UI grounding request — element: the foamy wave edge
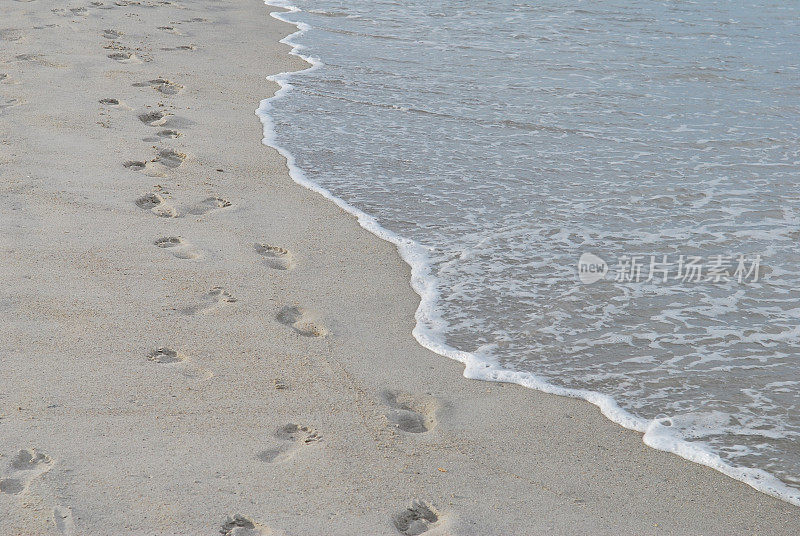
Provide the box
[257,0,800,507]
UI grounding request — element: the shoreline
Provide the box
[260,1,800,508]
[0,0,798,534]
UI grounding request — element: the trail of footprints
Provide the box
[88,10,451,534]
[216,506,445,536]
[136,190,230,218]
[123,148,186,177]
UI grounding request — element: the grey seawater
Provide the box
[264,1,800,500]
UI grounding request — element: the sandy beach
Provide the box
[1,0,799,534]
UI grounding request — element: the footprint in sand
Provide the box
[220,514,275,536]
[257,424,322,463]
[108,51,142,64]
[141,129,182,143]
[0,449,53,497]
[147,347,183,364]
[147,347,212,380]
[138,110,194,130]
[181,287,237,315]
[154,236,201,260]
[123,160,147,172]
[125,149,185,177]
[392,501,445,536]
[156,129,181,138]
[133,78,183,95]
[382,391,439,434]
[156,148,186,169]
[275,306,328,337]
[157,25,184,35]
[254,243,295,271]
[138,110,173,127]
[136,192,177,218]
[187,196,231,216]
[124,159,170,177]
[272,378,289,390]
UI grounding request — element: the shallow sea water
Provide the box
[262,0,800,502]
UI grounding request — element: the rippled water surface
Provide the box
[265,1,800,499]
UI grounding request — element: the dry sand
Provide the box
[1,0,799,534]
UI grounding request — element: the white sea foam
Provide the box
[258,0,800,506]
